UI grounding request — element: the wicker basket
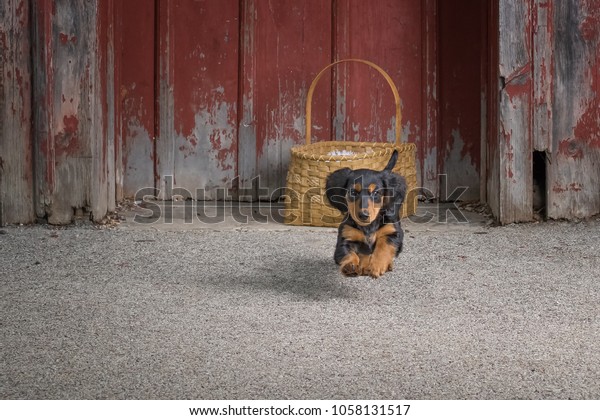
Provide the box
[283,59,417,227]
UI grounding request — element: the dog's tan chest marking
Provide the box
[341,225,367,243]
[342,223,396,247]
[371,224,396,243]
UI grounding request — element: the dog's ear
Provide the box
[382,172,407,221]
[325,168,353,213]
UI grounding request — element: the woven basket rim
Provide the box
[290,140,415,162]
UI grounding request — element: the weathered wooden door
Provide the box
[116,0,431,202]
[117,0,495,204]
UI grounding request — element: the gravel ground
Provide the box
[1,218,599,399]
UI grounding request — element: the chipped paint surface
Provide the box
[30,0,112,224]
[548,0,600,219]
[421,0,440,196]
[333,1,422,148]
[0,0,34,224]
[236,0,257,200]
[250,0,333,197]
[123,117,154,195]
[118,0,155,197]
[443,130,480,200]
[491,0,600,223]
[30,0,114,224]
[573,0,600,150]
[173,103,237,198]
[496,0,535,223]
[155,0,240,200]
[439,0,484,201]
[131,1,438,203]
[533,0,554,152]
[3,0,599,226]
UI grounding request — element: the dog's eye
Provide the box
[372,190,380,197]
[349,189,359,197]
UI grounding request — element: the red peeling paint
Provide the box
[504,71,533,100]
[507,166,514,179]
[569,183,583,192]
[171,2,239,142]
[178,135,199,159]
[209,131,235,171]
[552,182,584,193]
[438,0,484,181]
[574,2,600,150]
[54,115,80,156]
[59,32,78,45]
[580,12,599,42]
[35,0,56,189]
[335,0,423,148]
[15,0,26,26]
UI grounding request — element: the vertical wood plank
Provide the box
[32,0,110,224]
[421,0,439,197]
[91,0,111,221]
[157,0,239,200]
[31,0,54,220]
[0,0,34,225]
[156,0,174,199]
[27,0,114,223]
[104,0,116,212]
[439,0,485,202]
[486,0,501,218]
[333,0,422,148]
[532,0,554,152]
[112,0,124,202]
[547,0,600,219]
[118,0,156,198]
[237,0,258,200]
[252,0,333,198]
[55,1,96,223]
[479,0,489,204]
[497,0,534,223]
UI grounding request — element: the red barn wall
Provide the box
[1,0,598,225]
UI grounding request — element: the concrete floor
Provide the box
[1,203,599,399]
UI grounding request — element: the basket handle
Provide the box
[305,59,402,146]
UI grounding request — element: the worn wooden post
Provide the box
[31,0,111,224]
[0,0,35,225]
[497,0,535,224]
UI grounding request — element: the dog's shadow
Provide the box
[224,255,362,302]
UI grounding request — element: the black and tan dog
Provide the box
[325,150,406,278]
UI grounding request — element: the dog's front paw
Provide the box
[339,253,361,277]
[366,258,393,279]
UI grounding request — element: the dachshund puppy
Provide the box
[325,150,407,278]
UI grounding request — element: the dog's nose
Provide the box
[358,210,370,221]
